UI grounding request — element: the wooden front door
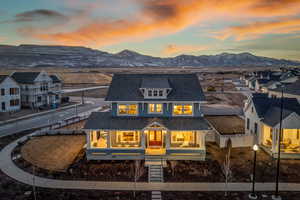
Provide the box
[148,130,162,148]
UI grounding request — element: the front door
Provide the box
[148,130,162,148]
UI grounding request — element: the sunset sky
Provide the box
[1,0,300,60]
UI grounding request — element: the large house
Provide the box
[11,71,62,108]
[84,74,211,161]
[0,75,21,112]
[244,93,300,158]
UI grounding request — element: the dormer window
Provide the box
[159,90,163,96]
[140,78,172,99]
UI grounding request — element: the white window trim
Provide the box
[148,103,163,114]
[172,103,193,116]
[117,103,139,116]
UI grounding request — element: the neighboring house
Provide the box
[0,75,21,112]
[268,80,300,102]
[11,71,62,108]
[255,79,270,92]
[244,93,300,158]
[84,74,211,161]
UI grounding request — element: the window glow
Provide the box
[118,104,138,115]
[170,131,199,148]
[111,131,141,148]
[90,131,108,148]
[149,103,163,113]
[173,104,193,115]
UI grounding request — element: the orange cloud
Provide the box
[16,0,300,47]
[163,44,208,55]
[214,18,300,40]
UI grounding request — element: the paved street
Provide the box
[1,136,299,192]
[0,97,107,137]
[62,86,109,94]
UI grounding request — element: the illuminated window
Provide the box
[149,103,163,113]
[90,131,108,148]
[118,104,138,115]
[173,104,193,115]
[170,131,199,148]
[116,131,140,144]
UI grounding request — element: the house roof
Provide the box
[205,115,244,135]
[257,79,270,85]
[105,73,205,101]
[262,107,295,127]
[0,75,8,84]
[269,80,300,96]
[11,72,40,84]
[84,112,210,130]
[140,78,170,88]
[50,75,61,83]
[251,95,300,127]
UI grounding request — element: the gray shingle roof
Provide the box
[105,74,205,101]
[11,72,40,84]
[251,95,300,126]
[141,78,170,88]
[0,75,8,84]
[262,107,294,127]
[50,75,61,83]
[270,80,300,96]
[257,79,270,85]
[84,112,210,130]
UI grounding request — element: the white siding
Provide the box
[0,77,21,112]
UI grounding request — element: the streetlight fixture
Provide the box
[272,83,284,200]
[249,144,259,199]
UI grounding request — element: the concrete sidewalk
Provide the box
[1,134,300,192]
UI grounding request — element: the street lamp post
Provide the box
[272,84,284,200]
[249,144,259,199]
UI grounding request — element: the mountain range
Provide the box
[0,44,299,68]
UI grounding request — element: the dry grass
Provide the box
[205,115,244,135]
[56,72,112,85]
[21,135,86,172]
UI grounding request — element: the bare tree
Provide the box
[133,160,144,199]
[169,161,177,176]
[222,140,232,197]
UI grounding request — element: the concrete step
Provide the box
[151,191,162,200]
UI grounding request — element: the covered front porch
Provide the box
[86,122,207,160]
[260,123,300,158]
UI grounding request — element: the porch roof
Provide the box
[84,112,210,130]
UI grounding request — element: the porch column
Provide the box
[198,131,205,150]
[86,130,91,148]
[166,131,170,149]
[141,131,146,148]
[271,128,277,153]
[107,131,111,148]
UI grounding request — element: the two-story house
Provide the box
[11,71,62,108]
[0,75,21,112]
[84,74,211,161]
[244,93,300,158]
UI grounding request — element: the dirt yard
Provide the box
[205,93,247,107]
[207,142,300,183]
[21,135,86,171]
[67,88,108,98]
